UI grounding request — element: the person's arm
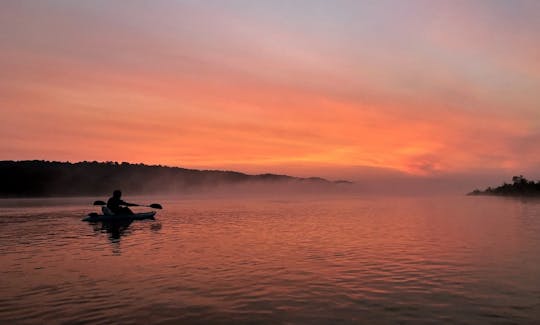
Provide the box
[120,200,139,207]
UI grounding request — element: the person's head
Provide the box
[113,190,122,198]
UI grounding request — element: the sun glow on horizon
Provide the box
[1,1,540,179]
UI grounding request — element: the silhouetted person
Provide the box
[107,190,136,215]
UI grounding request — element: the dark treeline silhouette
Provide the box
[0,160,345,197]
[468,175,540,196]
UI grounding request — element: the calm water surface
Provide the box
[1,195,540,324]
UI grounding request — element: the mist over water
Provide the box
[1,194,540,324]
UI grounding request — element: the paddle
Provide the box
[93,200,163,209]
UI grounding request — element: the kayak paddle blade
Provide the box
[93,200,107,206]
[149,203,163,209]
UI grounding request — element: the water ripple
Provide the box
[1,196,540,323]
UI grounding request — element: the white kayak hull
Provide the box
[82,211,156,222]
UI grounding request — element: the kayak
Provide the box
[82,211,156,222]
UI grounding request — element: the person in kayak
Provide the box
[107,190,136,215]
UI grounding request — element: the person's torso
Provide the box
[107,197,123,208]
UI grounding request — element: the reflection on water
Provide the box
[89,220,135,255]
[92,220,134,241]
[87,219,163,255]
[1,196,540,324]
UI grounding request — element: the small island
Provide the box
[468,175,540,196]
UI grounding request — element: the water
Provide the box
[1,195,540,324]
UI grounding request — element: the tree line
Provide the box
[468,175,540,196]
[0,160,330,197]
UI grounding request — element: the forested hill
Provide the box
[0,160,347,197]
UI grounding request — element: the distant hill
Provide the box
[467,175,540,197]
[0,160,350,197]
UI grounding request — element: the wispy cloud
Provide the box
[1,0,539,180]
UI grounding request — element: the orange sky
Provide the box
[1,1,540,180]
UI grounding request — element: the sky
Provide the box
[1,0,540,186]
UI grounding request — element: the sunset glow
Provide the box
[1,1,539,179]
